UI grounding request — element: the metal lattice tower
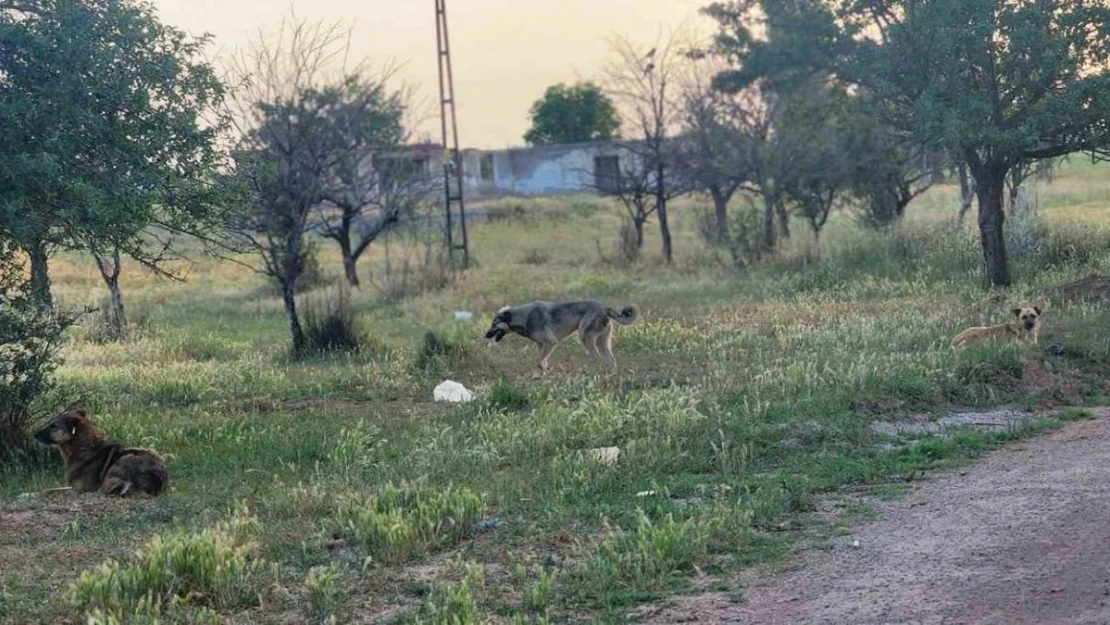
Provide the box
[434,0,469,268]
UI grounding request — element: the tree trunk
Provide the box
[761,191,776,251]
[656,164,673,263]
[973,164,1011,288]
[957,162,975,226]
[339,234,360,288]
[281,280,308,354]
[775,200,790,239]
[711,188,729,242]
[633,217,645,248]
[93,246,126,341]
[26,239,52,310]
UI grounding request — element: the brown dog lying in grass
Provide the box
[951,306,1043,348]
[34,409,168,496]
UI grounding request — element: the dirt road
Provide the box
[648,410,1110,625]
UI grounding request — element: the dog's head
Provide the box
[485,306,512,342]
[1012,306,1042,332]
[34,409,93,446]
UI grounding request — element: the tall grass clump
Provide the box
[73,506,276,622]
[302,287,364,354]
[329,484,485,565]
[305,562,347,623]
[575,512,711,606]
[409,562,486,625]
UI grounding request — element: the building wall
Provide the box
[463,141,630,198]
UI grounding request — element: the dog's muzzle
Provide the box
[33,425,55,445]
[485,326,507,342]
[1025,320,1037,330]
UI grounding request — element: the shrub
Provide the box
[302,287,365,354]
[73,506,276,622]
[487,379,529,411]
[0,246,71,464]
[329,484,485,565]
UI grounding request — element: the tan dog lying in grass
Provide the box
[34,409,168,497]
[951,306,1043,348]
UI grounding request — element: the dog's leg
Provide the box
[598,325,617,368]
[533,333,559,378]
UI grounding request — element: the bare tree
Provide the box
[225,16,352,353]
[311,71,436,287]
[602,34,688,263]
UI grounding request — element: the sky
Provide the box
[151,0,713,149]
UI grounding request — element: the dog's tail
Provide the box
[606,305,639,325]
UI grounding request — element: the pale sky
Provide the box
[152,1,711,149]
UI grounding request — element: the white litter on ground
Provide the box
[433,380,474,403]
[453,311,473,321]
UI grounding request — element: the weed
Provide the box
[73,505,277,622]
[305,562,347,623]
[409,562,486,625]
[329,484,485,565]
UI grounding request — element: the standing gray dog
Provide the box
[485,300,638,375]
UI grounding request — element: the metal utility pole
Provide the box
[434,0,469,268]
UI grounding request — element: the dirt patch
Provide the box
[870,408,1035,437]
[648,412,1110,625]
[1058,274,1110,302]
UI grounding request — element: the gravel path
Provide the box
[647,409,1110,625]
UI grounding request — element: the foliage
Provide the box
[0,245,70,462]
[524,82,621,145]
[0,0,229,311]
[705,0,1110,286]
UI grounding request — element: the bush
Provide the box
[329,484,485,565]
[488,379,530,411]
[73,505,276,622]
[302,287,365,354]
[0,247,71,464]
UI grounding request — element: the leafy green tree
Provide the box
[524,82,620,145]
[0,0,228,331]
[706,0,1110,286]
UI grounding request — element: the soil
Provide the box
[646,408,1110,625]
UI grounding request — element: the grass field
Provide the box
[3,158,1110,624]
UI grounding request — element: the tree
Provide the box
[675,55,753,241]
[226,16,362,354]
[602,35,688,263]
[0,0,229,337]
[706,0,1110,287]
[524,82,621,145]
[311,73,436,287]
[843,99,935,229]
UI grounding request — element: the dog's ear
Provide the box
[1033,306,1042,316]
[1012,308,1022,317]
